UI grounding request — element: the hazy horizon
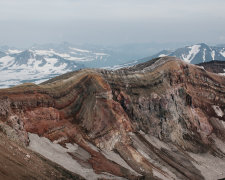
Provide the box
[0,0,225,48]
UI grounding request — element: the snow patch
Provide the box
[55,53,71,58]
[102,150,138,174]
[34,79,49,85]
[211,50,215,60]
[67,57,86,61]
[34,49,56,56]
[219,72,225,76]
[94,53,108,56]
[28,133,123,180]
[212,105,224,117]
[203,49,206,62]
[182,45,201,63]
[198,66,205,70]
[220,50,225,57]
[8,49,23,54]
[0,56,15,66]
[69,47,90,53]
[159,54,167,57]
[0,55,73,88]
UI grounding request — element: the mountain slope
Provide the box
[0,131,84,180]
[0,57,225,179]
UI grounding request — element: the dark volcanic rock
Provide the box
[197,60,225,74]
[0,56,225,180]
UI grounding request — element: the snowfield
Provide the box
[28,133,127,180]
[182,45,201,63]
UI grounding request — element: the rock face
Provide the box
[0,56,225,180]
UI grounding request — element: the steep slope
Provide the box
[0,131,84,180]
[0,57,225,180]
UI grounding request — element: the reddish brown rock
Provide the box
[0,57,225,180]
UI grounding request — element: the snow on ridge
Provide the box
[69,47,90,53]
[8,49,23,54]
[219,69,225,76]
[220,50,225,57]
[55,52,71,58]
[159,54,167,57]
[203,49,206,62]
[94,53,108,56]
[182,45,201,63]
[68,57,90,62]
[211,50,215,60]
[33,49,56,56]
[0,56,15,66]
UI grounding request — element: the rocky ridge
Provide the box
[0,56,225,179]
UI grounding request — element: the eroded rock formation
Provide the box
[0,57,225,180]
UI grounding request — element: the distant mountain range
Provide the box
[0,43,121,88]
[0,48,85,88]
[1,42,163,87]
[138,43,225,64]
[0,42,224,88]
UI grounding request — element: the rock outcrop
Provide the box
[0,56,225,180]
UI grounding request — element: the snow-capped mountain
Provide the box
[144,43,225,64]
[29,43,111,64]
[0,49,85,88]
[1,42,224,88]
[107,43,225,70]
[0,42,133,88]
[0,42,153,88]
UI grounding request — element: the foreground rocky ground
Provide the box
[0,57,225,180]
[0,132,84,180]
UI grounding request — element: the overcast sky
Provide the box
[0,0,225,47]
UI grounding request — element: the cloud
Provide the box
[0,0,225,21]
[0,0,224,46]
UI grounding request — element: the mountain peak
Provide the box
[142,43,225,65]
[197,42,208,47]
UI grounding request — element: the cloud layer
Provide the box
[0,0,224,47]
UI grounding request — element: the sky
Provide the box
[0,0,225,48]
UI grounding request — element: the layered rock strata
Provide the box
[0,57,225,180]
